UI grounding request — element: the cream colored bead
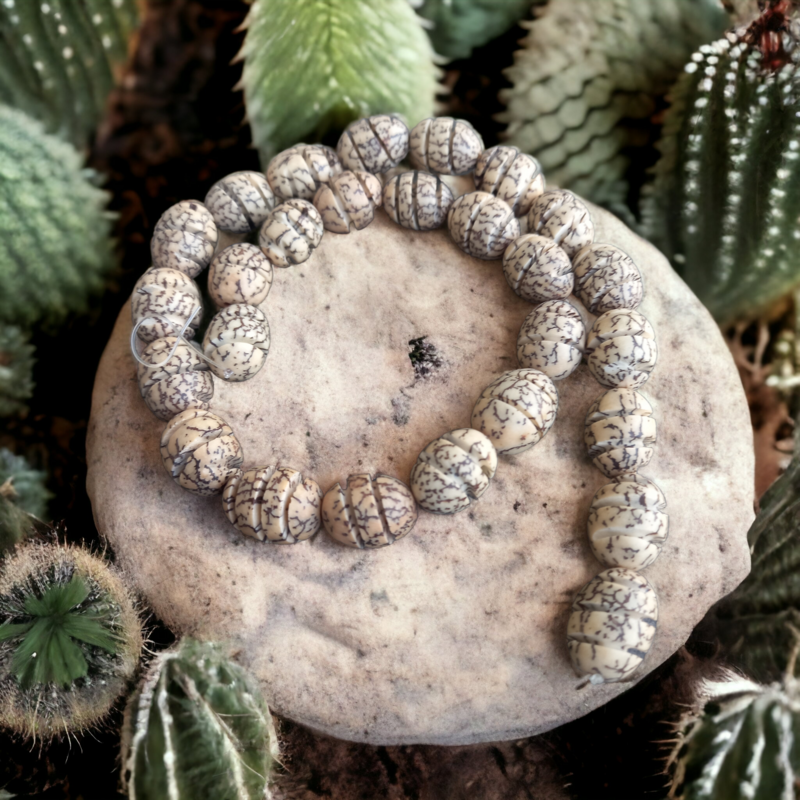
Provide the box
[382,171,454,231]
[150,200,219,277]
[528,189,593,259]
[573,243,643,314]
[266,144,342,201]
[313,170,382,233]
[204,171,276,233]
[410,429,498,515]
[503,234,573,302]
[137,337,213,421]
[160,409,243,496]
[448,192,520,260]
[202,304,270,382]
[588,476,669,569]
[131,267,202,344]
[223,465,322,543]
[208,243,273,308]
[408,117,484,175]
[585,309,657,389]
[584,389,656,477]
[517,299,585,380]
[336,114,409,174]
[567,567,658,683]
[258,199,324,267]
[321,474,417,549]
[471,368,558,455]
[474,146,545,217]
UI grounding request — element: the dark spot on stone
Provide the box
[391,395,410,426]
[408,335,443,380]
[542,502,548,508]
[513,501,521,512]
[244,412,252,421]
[306,431,310,436]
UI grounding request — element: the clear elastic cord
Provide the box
[130,305,206,369]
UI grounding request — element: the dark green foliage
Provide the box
[0,495,35,557]
[0,449,50,519]
[0,325,33,416]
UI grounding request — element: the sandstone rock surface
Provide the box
[87,204,754,746]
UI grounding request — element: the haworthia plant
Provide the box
[239,0,439,163]
[0,324,33,417]
[0,105,115,327]
[0,449,50,519]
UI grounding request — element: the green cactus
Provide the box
[0,0,139,147]
[0,105,116,327]
[0,449,50,520]
[239,0,439,163]
[0,494,36,557]
[0,324,33,417]
[0,542,142,739]
[121,639,276,800]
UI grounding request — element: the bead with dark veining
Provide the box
[474,146,544,217]
[528,189,593,259]
[573,243,644,314]
[131,267,203,344]
[408,117,484,175]
[382,171,454,231]
[266,144,343,201]
[259,199,324,267]
[204,171,276,233]
[517,299,585,380]
[208,243,273,308]
[203,304,270,382]
[313,170,383,233]
[151,201,219,278]
[448,191,520,260]
[337,115,409,174]
[585,309,658,389]
[503,234,573,302]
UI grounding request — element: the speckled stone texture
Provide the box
[87,204,753,746]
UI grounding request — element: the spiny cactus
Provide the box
[0,324,33,417]
[0,105,116,327]
[0,449,50,520]
[238,0,439,162]
[0,494,36,557]
[121,639,276,800]
[0,542,142,739]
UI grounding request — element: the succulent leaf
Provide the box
[0,449,50,520]
[0,325,33,417]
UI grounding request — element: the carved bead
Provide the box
[474,146,544,217]
[382,171,454,231]
[321,474,417,549]
[503,234,573,302]
[266,144,342,202]
[160,409,243,496]
[471,369,558,455]
[150,200,219,278]
[336,114,409,174]
[528,189,593,259]
[517,299,585,380]
[313,170,382,233]
[585,309,657,389]
[258,199,324,267]
[202,304,270,382]
[584,389,656,477]
[573,243,643,314]
[410,429,498,515]
[588,476,669,570]
[409,117,484,175]
[223,466,322,543]
[448,192,520,260]
[137,337,213,421]
[131,268,202,344]
[204,171,276,234]
[567,568,658,683]
[208,243,273,309]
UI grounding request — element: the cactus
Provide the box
[0,542,142,739]
[121,638,276,800]
[0,495,36,557]
[0,105,116,327]
[0,449,50,520]
[239,0,439,162]
[0,324,33,417]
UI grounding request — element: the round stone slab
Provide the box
[87,204,753,746]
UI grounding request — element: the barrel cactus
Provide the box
[0,324,33,417]
[0,449,50,520]
[121,639,276,800]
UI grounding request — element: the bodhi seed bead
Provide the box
[266,144,342,202]
[131,268,202,344]
[503,234,573,302]
[151,200,219,278]
[258,199,324,267]
[313,170,383,233]
[208,243,273,308]
[585,309,658,389]
[203,304,270,382]
[474,146,545,217]
[382,171,454,231]
[204,171,276,233]
[448,192,520,260]
[517,299,585,380]
[408,117,484,175]
[573,243,643,314]
[336,114,409,174]
[528,189,593,259]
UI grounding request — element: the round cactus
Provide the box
[0,324,34,417]
[0,449,50,520]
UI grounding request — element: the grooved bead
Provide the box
[471,368,558,455]
[223,466,322,543]
[160,409,243,496]
[573,243,644,314]
[382,171,454,231]
[448,191,520,260]
[408,117,484,175]
[517,299,585,380]
[528,189,593,259]
[313,170,383,233]
[336,115,409,174]
[584,389,656,477]
[321,474,417,549]
[503,234,573,302]
[258,199,324,267]
[567,568,658,683]
[585,309,657,388]
[588,476,669,570]
[131,267,202,344]
[203,304,270,382]
[150,200,219,277]
[474,146,545,217]
[410,429,498,514]
[204,171,276,233]
[266,144,342,201]
[137,337,213,421]
[208,243,273,308]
